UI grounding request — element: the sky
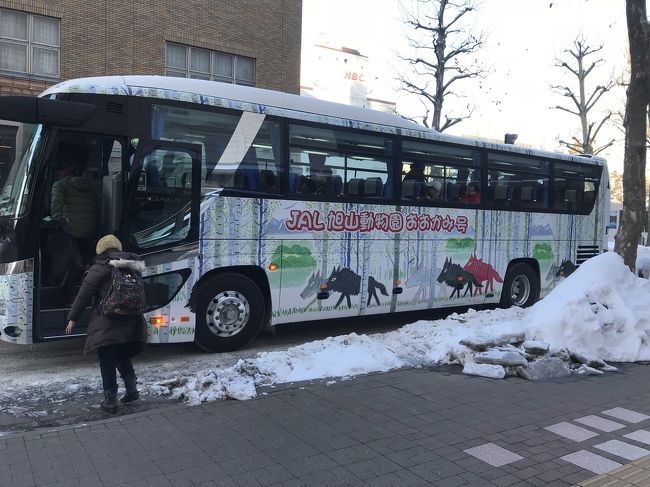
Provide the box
[1,248,649,419]
[302,0,629,171]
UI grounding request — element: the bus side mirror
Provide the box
[0,96,97,127]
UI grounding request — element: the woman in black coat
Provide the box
[65,235,148,413]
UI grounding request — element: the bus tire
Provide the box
[194,273,265,353]
[500,263,539,308]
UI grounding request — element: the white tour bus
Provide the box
[0,76,609,351]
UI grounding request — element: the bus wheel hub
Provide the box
[510,276,531,307]
[206,291,250,337]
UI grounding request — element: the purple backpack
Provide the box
[100,258,146,316]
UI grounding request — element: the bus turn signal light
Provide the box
[268,263,279,271]
[150,316,166,327]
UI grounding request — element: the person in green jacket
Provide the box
[51,166,99,262]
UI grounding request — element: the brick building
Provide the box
[0,0,302,96]
[0,0,302,175]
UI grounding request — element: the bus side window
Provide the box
[289,124,392,201]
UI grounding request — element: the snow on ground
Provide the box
[1,249,649,416]
[637,246,650,278]
[152,250,650,405]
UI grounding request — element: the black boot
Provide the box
[120,376,140,403]
[101,389,118,413]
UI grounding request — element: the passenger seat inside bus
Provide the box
[321,175,342,197]
[288,169,299,192]
[258,170,277,193]
[493,184,513,204]
[347,178,364,196]
[295,175,316,194]
[234,167,259,191]
[233,148,259,191]
[583,187,596,207]
[520,185,535,202]
[402,180,422,199]
[364,177,383,197]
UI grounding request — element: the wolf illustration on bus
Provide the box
[324,266,388,309]
[463,254,503,295]
[437,258,483,299]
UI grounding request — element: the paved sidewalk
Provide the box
[577,455,650,486]
[2,364,650,487]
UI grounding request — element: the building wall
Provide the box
[606,202,623,244]
[301,44,369,107]
[300,42,396,113]
[0,0,302,96]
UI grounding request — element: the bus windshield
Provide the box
[0,123,42,218]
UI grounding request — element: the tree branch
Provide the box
[398,0,485,132]
[554,105,580,116]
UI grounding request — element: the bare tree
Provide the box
[398,0,486,132]
[552,37,616,155]
[614,0,650,269]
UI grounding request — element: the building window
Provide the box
[0,8,59,78]
[165,42,255,86]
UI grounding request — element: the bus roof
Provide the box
[42,75,422,130]
[42,75,605,167]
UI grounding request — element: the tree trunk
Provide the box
[432,0,447,131]
[614,0,650,270]
[577,56,591,154]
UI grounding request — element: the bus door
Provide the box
[36,134,125,339]
[120,140,202,343]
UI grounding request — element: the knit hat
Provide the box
[96,235,122,255]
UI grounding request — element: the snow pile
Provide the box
[637,246,650,278]
[151,333,409,405]
[607,241,650,273]
[149,252,650,404]
[526,251,650,361]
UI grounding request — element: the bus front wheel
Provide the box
[194,273,265,353]
[500,263,539,308]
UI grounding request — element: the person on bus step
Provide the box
[50,166,99,263]
[65,235,148,413]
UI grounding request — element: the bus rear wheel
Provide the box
[500,263,539,308]
[194,273,265,352]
